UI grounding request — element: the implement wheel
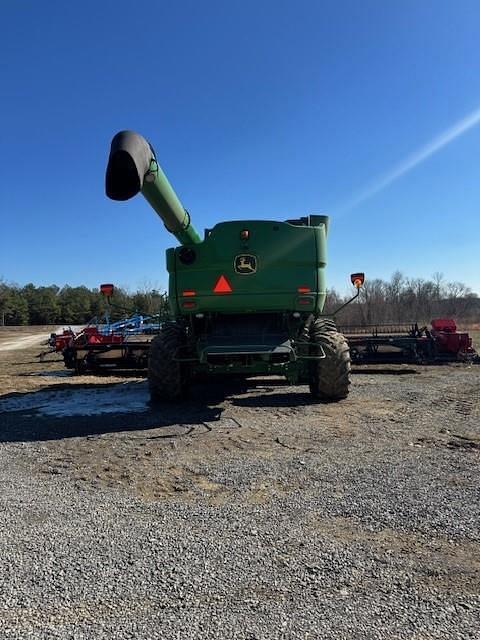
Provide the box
[74,356,88,375]
[309,317,351,401]
[148,323,187,402]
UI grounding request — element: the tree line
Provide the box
[0,272,478,327]
[0,281,168,326]
[326,271,479,327]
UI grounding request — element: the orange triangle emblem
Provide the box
[213,275,233,294]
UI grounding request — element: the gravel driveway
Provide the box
[0,342,479,639]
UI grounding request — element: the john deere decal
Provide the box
[234,255,257,274]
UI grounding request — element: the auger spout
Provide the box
[105,130,201,245]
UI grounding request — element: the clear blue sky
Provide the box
[1,0,479,295]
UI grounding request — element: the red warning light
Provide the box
[213,275,233,294]
[100,283,114,297]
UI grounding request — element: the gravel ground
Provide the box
[0,336,479,639]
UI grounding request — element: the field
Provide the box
[0,326,479,639]
[468,329,480,351]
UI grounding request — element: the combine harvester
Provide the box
[341,318,479,365]
[45,284,162,373]
[104,130,366,401]
[103,131,478,396]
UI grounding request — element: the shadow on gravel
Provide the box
[232,392,313,408]
[17,369,147,378]
[0,375,347,442]
[351,367,420,375]
[0,379,253,443]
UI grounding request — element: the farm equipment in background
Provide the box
[341,318,479,364]
[62,315,162,374]
[429,318,477,360]
[42,284,163,373]
[105,130,364,401]
[38,328,77,362]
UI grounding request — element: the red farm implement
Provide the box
[39,284,163,373]
[341,318,478,365]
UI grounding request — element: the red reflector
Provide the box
[298,297,312,305]
[297,286,311,294]
[182,289,196,297]
[182,301,196,309]
[213,275,233,294]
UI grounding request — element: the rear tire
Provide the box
[74,357,88,375]
[309,318,351,401]
[148,324,187,402]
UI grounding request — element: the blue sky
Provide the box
[1,0,479,295]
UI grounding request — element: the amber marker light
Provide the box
[297,286,311,294]
[350,272,365,289]
[182,289,196,297]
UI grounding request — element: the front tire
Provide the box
[148,324,186,401]
[309,318,351,401]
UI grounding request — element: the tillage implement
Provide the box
[105,131,363,401]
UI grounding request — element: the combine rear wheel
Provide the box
[148,323,187,401]
[308,318,351,401]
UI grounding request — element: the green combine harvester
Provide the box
[105,131,363,401]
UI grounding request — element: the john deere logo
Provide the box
[235,254,257,274]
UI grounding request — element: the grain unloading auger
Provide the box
[106,130,363,401]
